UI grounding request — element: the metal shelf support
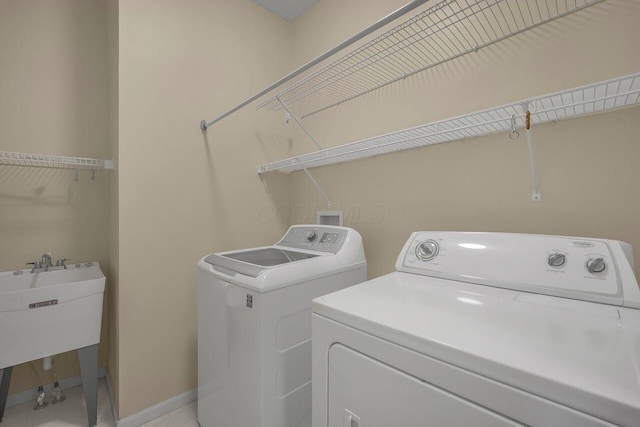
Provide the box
[301,164,331,208]
[276,97,323,150]
[274,97,329,205]
[522,104,541,202]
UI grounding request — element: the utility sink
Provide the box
[0,263,105,370]
[0,262,105,426]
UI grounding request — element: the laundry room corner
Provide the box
[2,0,640,426]
[112,0,296,419]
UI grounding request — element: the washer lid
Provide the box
[219,248,318,266]
[204,248,320,278]
[313,272,640,426]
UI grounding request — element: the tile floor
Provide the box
[1,380,197,427]
[138,403,197,427]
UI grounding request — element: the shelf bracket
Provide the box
[297,159,331,208]
[522,102,541,202]
[276,97,322,150]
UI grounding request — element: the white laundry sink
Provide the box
[0,263,105,369]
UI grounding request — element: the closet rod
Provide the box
[200,0,430,131]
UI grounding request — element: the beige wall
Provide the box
[5,0,638,419]
[106,0,120,415]
[115,0,292,417]
[0,0,110,393]
[286,0,640,279]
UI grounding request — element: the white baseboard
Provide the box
[115,388,197,427]
[104,370,119,425]
[6,368,197,427]
[6,367,108,408]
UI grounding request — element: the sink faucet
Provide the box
[41,253,52,271]
[26,253,56,273]
[26,261,43,273]
[55,258,70,269]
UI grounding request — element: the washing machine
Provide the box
[197,225,366,427]
[312,232,640,427]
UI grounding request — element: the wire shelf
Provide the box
[257,0,603,118]
[0,151,114,171]
[257,72,640,173]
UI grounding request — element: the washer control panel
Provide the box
[277,226,349,254]
[397,232,625,305]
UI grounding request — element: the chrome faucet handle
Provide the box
[26,261,43,272]
[56,258,71,268]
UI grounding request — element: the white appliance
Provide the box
[197,225,366,427]
[312,232,640,427]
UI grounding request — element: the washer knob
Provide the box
[586,257,606,274]
[307,231,317,242]
[547,253,566,267]
[415,240,438,261]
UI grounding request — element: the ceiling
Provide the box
[251,0,319,22]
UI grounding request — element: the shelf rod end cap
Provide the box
[532,190,541,202]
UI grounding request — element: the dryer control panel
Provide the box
[396,232,639,308]
[277,226,349,254]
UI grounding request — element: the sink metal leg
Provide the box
[0,366,13,424]
[78,345,98,427]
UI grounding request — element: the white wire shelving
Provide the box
[201,0,603,129]
[256,0,604,119]
[0,151,114,172]
[257,73,640,174]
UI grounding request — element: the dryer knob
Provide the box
[547,253,566,267]
[586,257,606,274]
[307,231,317,242]
[415,240,438,261]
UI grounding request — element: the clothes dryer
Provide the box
[313,232,640,427]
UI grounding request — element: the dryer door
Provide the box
[328,344,522,427]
